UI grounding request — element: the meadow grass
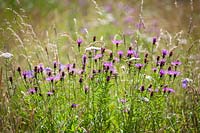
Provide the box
[0,0,200,132]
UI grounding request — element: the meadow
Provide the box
[0,0,200,132]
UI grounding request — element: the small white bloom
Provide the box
[128,57,140,61]
[0,52,13,59]
[142,97,149,102]
[85,46,101,51]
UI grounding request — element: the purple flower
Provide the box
[152,67,157,72]
[94,54,102,60]
[153,37,157,45]
[163,87,175,93]
[28,88,36,94]
[159,69,166,77]
[59,64,66,71]
[182,79,189,89]
[171,60,182,66]
[127,49,135,58]
[112,39,123,47]
[114,57,120,62]
[47,91,54,96]
[77,38,83,47]
[119,99,127,104]
[118,50,123,59]
[162,49,168,58]
[82,54,87,65]
[167,70,181,77]
[22,71,34,79]
[71,103,78,108]
[135,63,144,70]
[103,62,113,70]
[159,59,166,67]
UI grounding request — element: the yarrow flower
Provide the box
[0,52,13,59]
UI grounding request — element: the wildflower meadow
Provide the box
[0,0,200,132]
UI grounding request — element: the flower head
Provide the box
[0,52,13,59]
[153,37,157,45]
[182,78,189,89]
[171,60,182,66]
[28,88,36,94]
[135,63,144,70]
[162,49,168,58]
[112,39,123,47]
[77,38,83,46]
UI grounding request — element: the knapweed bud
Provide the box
[9,76,13,84]
[140,85,145,92]
[93,36,96,42]
[84,86,89,94]
[17,66,21,74]
[106,76,110,82]
[153,37,157,45]
[169,51,173,57]
[79,77,83,84]
[109,52,113,60]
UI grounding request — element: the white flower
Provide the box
[128,57,140,61]
[85,46,101,51]
[0,52,13,59]
[142,97,149,102]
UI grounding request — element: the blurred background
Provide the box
[0,0,200,65]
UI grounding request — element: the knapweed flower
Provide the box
[159,69,166,77]
[135,63,144,70]
[152,37,157,45]
[77,38,83,47]
[140,85,145,92]
[163,87,175,93]
[103,62,113,71]
[94,54,102,60]
[118,50,123,59]
[22,71,34,79]
[119,99,127,104]
[152,67,157,72]
[82,54,87,65]
[28,88,36,94]
[71,103,78,108]
[84,86,89,94]
[159,59,166,67]
[127,49,134,58]
[171,60,182,66]
[112,39,123,47]
[47,91,54,96]
[167,70,181,77]
[162,49,168,58]
[182,78,189,89]
[0,52,13,59]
